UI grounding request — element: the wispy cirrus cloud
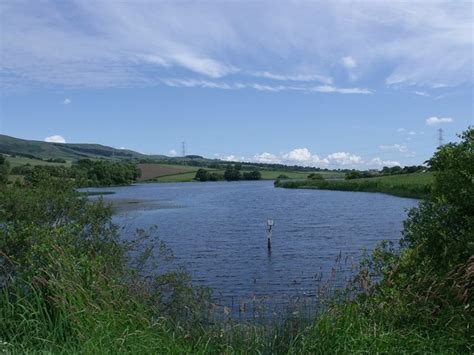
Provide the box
[161,79,371,94]
[1,1,471,93]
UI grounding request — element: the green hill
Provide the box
[0,134,163,161]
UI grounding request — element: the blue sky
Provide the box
[0,1,472,168]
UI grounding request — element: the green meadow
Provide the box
[276,172,434,199]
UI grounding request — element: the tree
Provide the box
[401,127,473,273]
[243,170,262,180]
[208,173,223,181]
[194,168,209,182]
[224,165,242,181]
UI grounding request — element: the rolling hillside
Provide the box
[0,134,163,161]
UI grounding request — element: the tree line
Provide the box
[4,159,141,187]
[194,164,262,182]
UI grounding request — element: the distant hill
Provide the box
[0,134,165,161]
[0,134,343,173]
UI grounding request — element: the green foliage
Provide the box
[345,170,373,179]
[73,159,141,186]
[0,181,212,353]
[0,154,9,184]
[401,127,474,273]
[382,165,425,175]
[243,170,262,180]
[194,168,209,181]
[224,165,242,181]
[308,173,324,180]
[324,127,474,353]
[278,172,433,199]
[10,164,33,175]
[22,159,141,187]
[208,172,224,181]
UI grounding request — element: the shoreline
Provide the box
[275,174,433,199]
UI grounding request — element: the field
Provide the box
[276,172,434,199]
[6,156,71,168]
[137,163,198,181]
[146,166,345,183]
[259,170,344,180]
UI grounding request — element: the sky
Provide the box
[0,0,473,168]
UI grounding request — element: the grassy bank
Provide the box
[276,172,434,199]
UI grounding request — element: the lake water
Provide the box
[84,181,418,315]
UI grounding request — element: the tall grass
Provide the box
[276,172,433,199]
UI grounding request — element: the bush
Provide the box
[308,173,324,180]
[243,170,262,180]
[0,154,9,184]
[194,168,209,181]
[208,172,224,181]
[0,180,212,353]
[10,164,33,175]
[224,165,242,181]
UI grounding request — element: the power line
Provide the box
[438,128,444,147]
[181,141,186,157]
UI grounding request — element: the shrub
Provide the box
[194,168,209,181]
[243,170,262,180]
[0,154,9,184]
[308,173,324,180]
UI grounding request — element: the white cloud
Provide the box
[326,152,363,165]
[253,152,282,164]
[341,56,357,69]
[397,128,405,132]
[62,98,71,104]
[311,85,372,94]
[413,91,429,97]
[171,53,236,78]
[219,148,365,167]
[379,144,408,153]
[283,148,312,162]
[252,71,332,84]
[163,79,232,90]
[160,79,371,94]
[370,158,401,167]
[168,149,178,157]
[44,135,66,143]
[425,116,454,126]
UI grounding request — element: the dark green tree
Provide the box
[224,165,242,181]
[194,168,209,182]
[401,127,474,273]
[243,170,262,180]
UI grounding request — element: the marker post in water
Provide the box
[267,219,274,250]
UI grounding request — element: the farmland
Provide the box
[137,163,199,181]
[142,165,346,183]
